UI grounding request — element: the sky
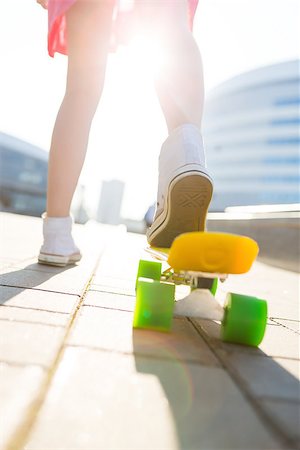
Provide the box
[0,0,299,219]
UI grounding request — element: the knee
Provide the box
[66,65,105,109]
[160,25,192,51]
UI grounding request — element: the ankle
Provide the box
[45,210,71,218]
[42,213,73,234]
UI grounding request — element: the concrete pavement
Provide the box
[0,212,299,450]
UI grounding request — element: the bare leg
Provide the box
[137,0,204,133]
[46,0,114,217]
[137,1,212,247]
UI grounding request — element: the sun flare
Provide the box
[126,34,166,78]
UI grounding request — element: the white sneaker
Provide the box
[38,213,82,267]
[147,124,213,248]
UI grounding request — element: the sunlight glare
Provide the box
[127,34,166,78]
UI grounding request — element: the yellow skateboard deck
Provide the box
[147,231,259,275]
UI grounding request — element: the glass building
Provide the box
[203,59,300,211]
[0,132,48,216]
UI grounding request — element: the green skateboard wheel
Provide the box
[134,277,175,332]
[136,260,162,289]
[221,292,267,347]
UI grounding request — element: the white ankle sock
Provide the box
[40,213,80,256]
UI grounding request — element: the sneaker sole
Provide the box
[38,252,82,267]
[147,171,213,248]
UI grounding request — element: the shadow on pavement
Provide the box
[132,324,299,449]
[0,263,77,306]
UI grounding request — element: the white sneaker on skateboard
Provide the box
[147,124,213,248]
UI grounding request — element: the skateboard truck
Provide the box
[160,267,226,320]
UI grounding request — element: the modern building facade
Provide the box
[203,60,300,211]
[97,179,125,225]
[0,132,48,216]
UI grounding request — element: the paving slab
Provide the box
[84,290,135,311]
[0,265,92,296]
[217,353,299,402]
[90,278,136,296]
[0,285,77,315]
[5,256,94,274]
[23,346,280,450]
[258,399,300,442]
[68,305,219,366]
[92,274,137,286]
[194,318,300,360]
[0,320,65,367]
[0,306,69,327]
[192,318,300,445]
[0,362,46,450]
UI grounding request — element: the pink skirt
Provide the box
[48,0,199,57]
